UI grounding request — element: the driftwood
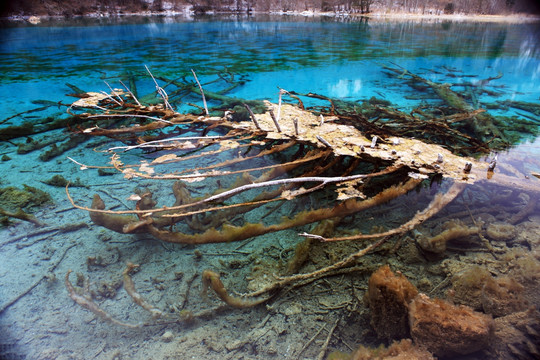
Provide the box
[59,66,540,324]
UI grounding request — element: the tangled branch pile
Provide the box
[62,66,539,324]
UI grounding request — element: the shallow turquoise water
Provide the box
[1,16,540,360]
[1,17,539,119]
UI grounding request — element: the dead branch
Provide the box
[65,270,140,328]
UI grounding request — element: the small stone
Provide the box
[437,153,444,163]
[161,330,174,343]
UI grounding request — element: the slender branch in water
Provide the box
[244,103,262,130]
[0,207,45,227]
[123,263,163,318]
[65,270,140,328]
[145,64,173,111]
[84,114,173,125]
[119,80,142,106]
[269,109,281,132]
[191,69,209,116]
[107,135,222,152]
[0,243,76,314]
[99,91,122,107]
[201,270,269,308]
[300,182,466,242]
[277,87,288,124]
[103,81,124,104]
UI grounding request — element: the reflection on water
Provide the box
[0,15,540,360]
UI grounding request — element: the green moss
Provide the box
[98,168,116,176]
[41,174,87,188]
[0,184,52,211]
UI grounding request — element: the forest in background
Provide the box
[2,0,540,18]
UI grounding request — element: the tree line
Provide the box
[1,0,539,18]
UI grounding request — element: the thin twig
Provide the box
[297,323,327,358]
[293,117,299,135]
[66,165,401,216]
[317,319,339,360]
[103,81,124,104]
[243,103,262,130]
[277,88,288,124]
[145,64,173,111]
[0,243,76,314]
[269,109,281,132]
[119,80,142,106]
[107,135,222,152]
[0,222,88,249]
[301,181,465,242]
[316,135,333,149]
[99,91,122,106]
[85,114,173,125]
[191,69,209,115]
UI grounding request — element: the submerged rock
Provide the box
[366,265,418,341]
[408,293,494,357]
[486,222,516,242]
[485,308,540,359]
[481,276,529,317]
[450,265,493,310]
[329,339,435,360]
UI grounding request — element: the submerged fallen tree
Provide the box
[60,66,539,325]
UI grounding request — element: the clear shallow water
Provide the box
[1,16,540,360]
[1,18,539,116]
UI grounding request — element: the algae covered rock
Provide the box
[329,339,435,360]
[481,276,528,317]
[408,293,494,357]
[0,184,52,210]
[367,265,418,341]
[450,265,493,311]
[0,184,51,226]
[486,222,516,242]
[486,308,540,359]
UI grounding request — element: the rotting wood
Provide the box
[53,66,540,323]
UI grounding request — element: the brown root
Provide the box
[201,270,269,308]
[65,270,140,328]
[123,263,163,319]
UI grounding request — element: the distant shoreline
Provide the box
[362,12,540,22]
[3,9,540,25]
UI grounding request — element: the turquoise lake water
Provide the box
[1,15,540,360]
[1,17,539,117]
